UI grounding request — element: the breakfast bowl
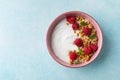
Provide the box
[46,11,103,68]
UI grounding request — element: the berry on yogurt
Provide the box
[66,16,75,24]
[74,38,83,47]
[69,51,77,61]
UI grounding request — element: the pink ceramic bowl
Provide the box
[46,11,103,68]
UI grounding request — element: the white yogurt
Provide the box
[51,19,78,63]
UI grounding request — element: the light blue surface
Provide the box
[0,0,120,80]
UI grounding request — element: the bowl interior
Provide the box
[46,11,103,68]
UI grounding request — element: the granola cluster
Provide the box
[66,16,98,64]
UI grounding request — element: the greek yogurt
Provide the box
[51,19,78,63]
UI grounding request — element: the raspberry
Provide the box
[69,51,77,60]
[66,16,75,24]
[84,46,92,55]
[72,22,79,30]
[83,27,91,36]
[74,38,83,47]
[90,44,98,52]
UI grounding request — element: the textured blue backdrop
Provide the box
[0,0,120,80]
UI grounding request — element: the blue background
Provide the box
[0,0,120,80]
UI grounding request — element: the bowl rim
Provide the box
[46,11,103,68]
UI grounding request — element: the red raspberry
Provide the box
[69,51,77,60]
[72,22,79,30]
[74,38,83,47]
[83,27,91,36]
[90,44,98,52]
[66,16,75,24]
[84,46,92,55]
